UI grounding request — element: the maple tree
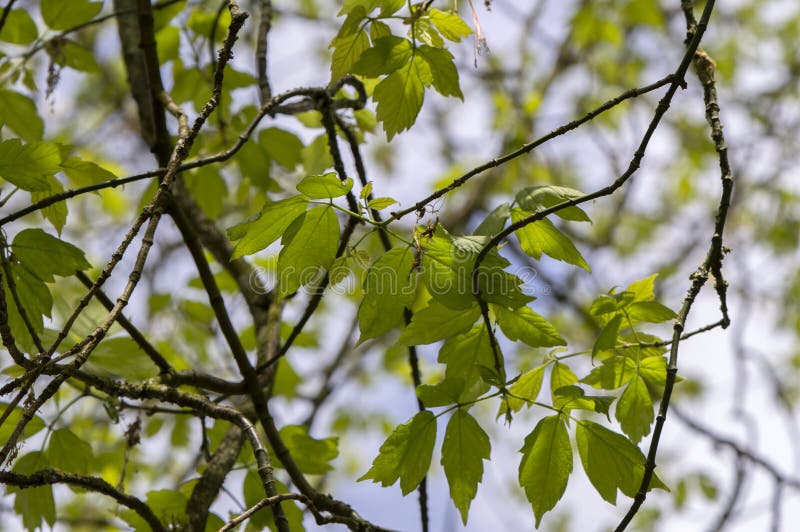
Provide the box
[0,1,798,531]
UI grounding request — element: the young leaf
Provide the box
[0,139,61,191]
[374,57,426,140]
[496,305,566,348]
[278,425,339,474]
[398,300,480,345]
[428,9,473,41]
[441,410,491,524]
[359,181,374,200]
[277,206,340,295]
[501,365,546,414]
[357,246,417,341]
[627,273,658,301]
[518,415,572,528]
[297,172,354,199]
[367,197,399,210]
[511,209,591,271]
[576,420,668,504]
[582,356,637,390]
[359,411,437,495]
[230,196,308,258]
[615,375,654,444]
[626,301,677,323]
[12,229,90,282]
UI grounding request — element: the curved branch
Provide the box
[0,469,166,532]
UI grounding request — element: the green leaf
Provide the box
[638,356,668,387]
[41,0,102,30]
[496,305,566,348]
[367,197,399,210]
[409,18,444,47]
[57,40,101,73]
[626,301,677,323]
[582,356,637,390]
[10,453,56,531]
[627,274,658,301]
[0,10,38,44]
[12,229,90,282]
[278,425,339,474]
[519,415,572,528]
[357,247,417,341]
[474,203,510,237]
[502,365,546,414]
[338,0,377,17]
[359,181,373,200]
[515,185,591,222]
[121,489,189,531]
[370,20,392,40]
[359,410,437,495]
[374,57,426,140]
[399,299,480,345]
[297,172,353,199]
[184,166,228,220]
[417,376,465,407]
[378,0,405,16]
[84,337,159,380]
[60,157,117,187]
[417,45,463,99]
[277,206,340,295]
[422,233,532,310]
[576,420,667,504]
[258,127,304,169]
[242,474,305,531]
[593,314,622,359]
[0,403,45,443]
[428,9,473,41]
[615,375,654,444]
[46,428,93,474]
[230,196,308,258]
[0,139,61,191]
[438,325,496,402]
[7,261,52,332]
[0,90,43,141]
[331,28,370,79]
[512,209,591,271]
[30,177,67,234]
[441,410,490,524]
[552,384,608,414]
[352,36,413,77]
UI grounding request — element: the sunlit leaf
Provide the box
[359,411,437,495]
[441,410,490,524]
